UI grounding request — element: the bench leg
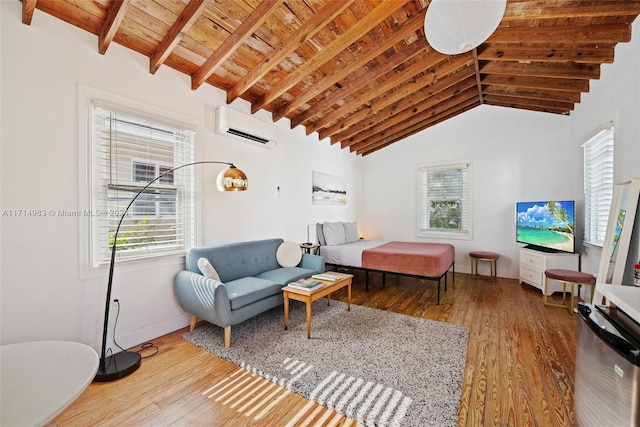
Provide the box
[224,326,231,348]
[189,315,198,332]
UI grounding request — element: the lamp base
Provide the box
[94,351,141,382]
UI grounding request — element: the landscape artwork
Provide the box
[516,201,575,253]
[312,171,346,206]
[610,208,626,261]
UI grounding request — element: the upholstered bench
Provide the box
[543,268,596,314]
[469,251,499,280]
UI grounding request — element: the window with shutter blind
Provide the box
[417,161,472,240]
[89,101,196,267]
[583,122,614,247]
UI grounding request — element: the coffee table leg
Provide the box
[284,292,289,330]
[306,300,312,339]
[347,282,351,311]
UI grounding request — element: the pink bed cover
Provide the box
[361,241,455,278]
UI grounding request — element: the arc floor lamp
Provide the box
[94,161,248,382]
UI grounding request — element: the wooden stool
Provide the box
[543,269,596,314]
[469,251,499,280]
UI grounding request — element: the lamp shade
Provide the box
[217,165,248,191]
[424,0,506,55]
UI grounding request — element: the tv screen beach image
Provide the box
[516,201,575,253]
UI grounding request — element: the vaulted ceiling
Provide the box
[20,0,640,155]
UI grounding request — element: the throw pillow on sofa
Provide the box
[197,257,221,281]
[276,241,302,267]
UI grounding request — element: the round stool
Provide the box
[469,251,499,280]
[544,269,596,314]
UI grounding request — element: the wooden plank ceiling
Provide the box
[21,0,640,155]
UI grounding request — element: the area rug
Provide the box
[183,300,469,426]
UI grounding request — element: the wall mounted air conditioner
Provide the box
[216,106,277,148]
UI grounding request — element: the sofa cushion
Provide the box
[224,277,283,310]
[256,266,316,285]
[276,241,302,267]
[186,239,283,281]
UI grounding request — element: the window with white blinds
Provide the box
[583,122,614,247]
[417,161,472,240]
[90,101,196,266]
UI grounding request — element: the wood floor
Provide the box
[50,270,581,426]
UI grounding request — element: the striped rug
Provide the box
[184,300,468,426]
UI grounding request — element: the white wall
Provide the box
[361,18,640,280]
[569,18,640,278]
[0,2,359,350]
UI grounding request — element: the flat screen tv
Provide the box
[516,200,576,253]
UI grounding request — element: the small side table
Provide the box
[1,340,99,427]
[300,243,320,255]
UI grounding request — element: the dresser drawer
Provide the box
[520,264,543,287]
[520,251,544,270]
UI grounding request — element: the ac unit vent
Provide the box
[226,128,270,145]
[216,106,277,149]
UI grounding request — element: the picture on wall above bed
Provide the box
[312,171,346,206]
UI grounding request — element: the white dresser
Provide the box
[519,247,580,295]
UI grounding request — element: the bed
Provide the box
[314,222,455,304]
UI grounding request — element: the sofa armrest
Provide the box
[174,270,231,327]
[300,253,325,273]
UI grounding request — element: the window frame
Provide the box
[78,85,198,276]
[416,160,473,240]
[582,122,615,248]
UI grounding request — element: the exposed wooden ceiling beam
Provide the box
[274,9,427,122]
[480,61,600,80]
[307,59,435,137]
[479,45,615,64]
[483,95,574,113]
[98,0,129,55]
[226,0,354,105]
[335,66,476,145]
[502,1,640,20]
[482,75,589,92]
[21,0,37,25]
[345,81,479,148]
[191,0,283,90]
[150,0,209,74]
[251,0,411,114]
[483,86,581,104]
[487,24,632,44]
[291,37,431,128]
[321,56,472,142]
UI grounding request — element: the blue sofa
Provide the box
[175,238,324,347]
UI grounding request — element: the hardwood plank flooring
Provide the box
[49,270,581,426]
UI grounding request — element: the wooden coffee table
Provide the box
[282,272,353,338]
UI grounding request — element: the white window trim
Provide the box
[582,121,615,248]
[416,160,473,240]
[77,84,197,279]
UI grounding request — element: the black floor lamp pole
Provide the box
[94,161,238,382]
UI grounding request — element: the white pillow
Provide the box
[343,221,359,243]
[276,241,302,267]
[197,257,221,281]
[323,222,346,246]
